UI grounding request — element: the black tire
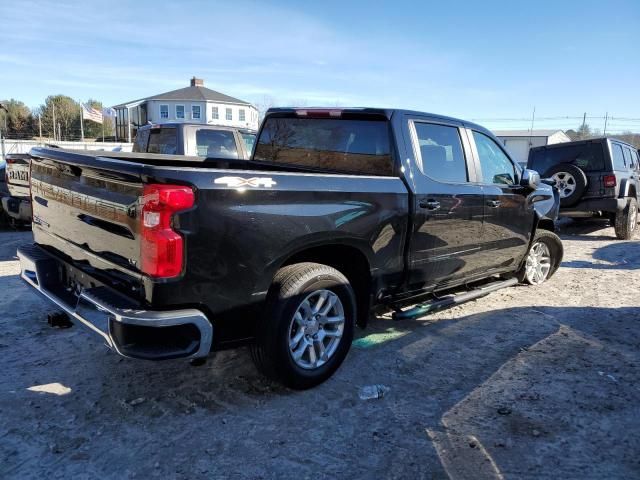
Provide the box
[543,164,587,207]
[250,262,356,389]
[614,198,638,240]
[517,230,563,285]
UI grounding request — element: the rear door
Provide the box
[469,129,533,271]
[611,142,634,196]
[403,116,485,289]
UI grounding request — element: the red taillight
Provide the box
[140,184,195,278]
[603,175,616,188]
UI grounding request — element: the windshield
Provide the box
[254,117,393,176]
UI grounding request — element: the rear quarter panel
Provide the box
[160,167,409,318]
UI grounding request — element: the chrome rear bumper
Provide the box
[17,244,213,360]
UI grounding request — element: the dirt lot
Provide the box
[1,221,639,479]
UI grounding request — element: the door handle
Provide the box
[419,199,441,210]
[487,200,502,208]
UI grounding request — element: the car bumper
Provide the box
[1,196,32,222]
[560,197,626,217]
[17,244,213,360]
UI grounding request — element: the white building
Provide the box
[113,77,259,142]
[494,129,571,166]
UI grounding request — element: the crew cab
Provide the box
[18,108,562,388]
[2,153,32,224]
[133,122,256,159]
[528,138,639,239]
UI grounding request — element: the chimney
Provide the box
[190,77,204,87]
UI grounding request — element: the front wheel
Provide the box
[518,230,563,285]
[250,262,356,389]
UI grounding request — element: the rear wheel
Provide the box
[544,164,587,207]
[518,230,563,285]
[250,262,355,389]
[614,198,638,240]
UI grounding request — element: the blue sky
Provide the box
[1,0,639,131]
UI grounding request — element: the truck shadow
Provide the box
[0,229,31,262]
[4,299,640,477]
[562,241,640,270]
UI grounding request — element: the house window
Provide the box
[239,109,246,122]
[160,104,169,119]
[176,105,185,119]
[226,108,232,121]
[212,106,219,120]
[192,105,201,120]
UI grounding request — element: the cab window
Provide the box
[195,129,238,158]
[133,128,150,152]
[413,122,468,183]
[473,131,517,185]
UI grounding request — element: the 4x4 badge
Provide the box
[214,176,277,188]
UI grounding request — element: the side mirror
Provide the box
[520,169,540,189]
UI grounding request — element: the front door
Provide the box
[469,129,533,271]
[406,119,485,290]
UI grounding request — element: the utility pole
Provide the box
[581,112,587,137]
[603,112,609,136]
[58,122,62,142]
[52,103,57,141]
[527,106,536,147]
[0,102,8,162]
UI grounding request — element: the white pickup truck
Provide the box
[1,153,32,223]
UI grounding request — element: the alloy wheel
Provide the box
[551,172,577,199]
[288,289,345,370]
[525,241,552,285]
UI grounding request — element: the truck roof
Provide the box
[264,107,493,136]
[138,122,257,134]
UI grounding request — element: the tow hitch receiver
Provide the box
[47,311,73,329]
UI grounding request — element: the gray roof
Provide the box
[114,86,252,108]
[493,129,565,137]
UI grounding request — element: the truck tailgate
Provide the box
[30,150,144,281]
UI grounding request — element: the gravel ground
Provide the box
[0,221,639,479]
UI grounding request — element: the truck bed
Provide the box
[28,147,409,345]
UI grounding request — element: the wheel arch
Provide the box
[280,243,373,328]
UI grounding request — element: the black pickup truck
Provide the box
[18,108,562,388]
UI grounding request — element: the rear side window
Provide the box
[632,150,640,170]
[622,147,634,169]
[473,131,517,185]
[413,122,468,183]
[611,144,626,170]
[196,129,238,158]
[241,132,256,155]
[528,143,605,174]
[133,128,150,152]
[254,117,393,176]
[147,128,178,155]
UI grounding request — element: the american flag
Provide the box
[82,104,103,124]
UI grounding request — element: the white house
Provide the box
[113,77,259,142]
[493,129,571,166]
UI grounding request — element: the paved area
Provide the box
[0,221,639,479]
